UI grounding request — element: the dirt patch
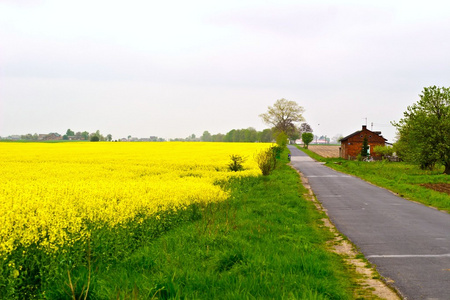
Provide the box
[308,145,340,158]
[295,169,401,300]
[420,183,450,195]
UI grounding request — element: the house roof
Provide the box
[340,125,387,142]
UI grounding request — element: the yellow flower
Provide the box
[0,142,272,254]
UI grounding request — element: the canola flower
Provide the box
[0,142,272,255]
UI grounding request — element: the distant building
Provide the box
[340,125,386,160]
[38,133,62,141]
[314,136,330,144]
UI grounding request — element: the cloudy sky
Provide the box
[1,0,449,141]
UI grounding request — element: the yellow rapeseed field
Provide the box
[0,142,272,255]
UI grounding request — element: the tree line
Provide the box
[17,129,113,142]
[197,128,274,143]
[197,99,314,144]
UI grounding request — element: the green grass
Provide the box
[298,147,328,162]
[78,151,361,299]
[2,149,373,299]
[297,146,450,213]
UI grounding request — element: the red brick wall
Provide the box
[341,128,386,159]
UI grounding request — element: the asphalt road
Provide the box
[288,145,450,300]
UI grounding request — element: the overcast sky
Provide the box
[1,0,449,141]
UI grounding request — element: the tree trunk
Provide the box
[444,163,450,175]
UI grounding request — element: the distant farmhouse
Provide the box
[38,133,62,141]
[340,125,386,160]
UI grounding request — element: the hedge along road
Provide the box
[288,145,450,300]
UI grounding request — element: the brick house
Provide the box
[340,125,386,160]
[38,133,62,141]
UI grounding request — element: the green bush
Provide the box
[228,154,246,172]
[276,132,288,148]
[255,147,277,175]
[373,145,394,158]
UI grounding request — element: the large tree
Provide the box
[393,86,450,174]
[259,98,305,138]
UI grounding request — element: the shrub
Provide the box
[228,155,245,172]
[276,132,288,148]
[373,145,394,158]
[255,147,277,175]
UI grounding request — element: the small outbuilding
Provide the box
[340,125,386,160]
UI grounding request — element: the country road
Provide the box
[288,145,450,300]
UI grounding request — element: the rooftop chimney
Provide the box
[362,125,367,130]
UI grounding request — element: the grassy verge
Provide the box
[297,146,450,213]
[82,150,364,299]
[2,149,372,299]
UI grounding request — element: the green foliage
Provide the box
[288,129,300,142]
[393,86,450,174]
[258,128,274,143]
[223,127,259,142]
[90,130,105,142]
[90,135,100,142]
[275,131,288,148]
[201,130,212,142]
[361,136,369,157]
[184,128,274,143]
[228,154,246,172]
[255,146,278,175]
[66,129,75,136]
[302,132,314,148]
[373,145,394,158]
[81,131,89,141]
